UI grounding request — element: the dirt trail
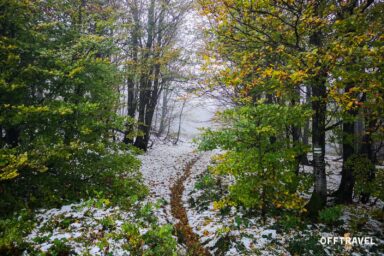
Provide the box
[170,156,211,256]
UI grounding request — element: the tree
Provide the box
[199,105,310,218]
[198,0,384,217]
[0,0,123,180]
[118,0,190,151]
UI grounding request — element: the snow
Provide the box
[182,151,384,255]
[138,139,198,224]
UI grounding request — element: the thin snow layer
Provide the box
[22,140,202,255]
[138,140,198,224]
[184,153,384,256]
[183,153,286,255]
[25,200,135,255]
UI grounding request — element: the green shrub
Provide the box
[0,209,34,255]
[191,172,222,212]
[121,222,177,256]
[346,155,376,197]
[0,148,147,217]
[278,214,303,231]
[198,105,310,215]
[318,205,343,226]
[195,173,216,190]
[48,238,71,256]
[142,224,177,256]
[350,215,369,233]
[288,235,325,256]
[100,216,116,231]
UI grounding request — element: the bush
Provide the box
[0,210,34,255]
[121,222,177,256]
[318,205,343,226]
[190,171,222,212]
[142,224,177,256]
[48,239,72,256]
[288,234,325,256]
[198,105,310,216]
[278,214,304,231]
[0,146,146,217]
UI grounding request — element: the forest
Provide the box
[0,0,383,255]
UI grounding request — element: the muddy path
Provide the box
[170,156,211,256]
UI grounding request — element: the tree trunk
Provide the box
[360,117,376,203]
[158,88,170,136]
[336,113,355,203]
[336,86,363,204]
[174,98,186,145]
[301,85,311,165]
[305,2,327,217]
[134,0,155,150]
[306,75,327,218]
[123,0,139,144]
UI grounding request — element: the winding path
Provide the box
[170,156,211,256]
[138,141,211,254]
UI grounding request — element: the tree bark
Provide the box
[306,74,327,218]
[335,84,357,204]
[305,1,327,218]
[360,117,376,203]
[123,0,140,144]
[336,112,355,203]
[158,88,170,136]
[134,0,156,150]
[174,98,186,145]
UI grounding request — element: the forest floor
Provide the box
[20,138,384,255]
[137,140,384,256]
[22,139,212,255]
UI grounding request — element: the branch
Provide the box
[361,0,374,13]
[325,121,342,131]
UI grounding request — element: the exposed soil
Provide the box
[170,156,211,256]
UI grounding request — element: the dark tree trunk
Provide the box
[336,113,355,204]
[336,86,362,204]
[305,1,328,217]
[134,0,155,151]
[123,0,140,144]
[306,74,327,218]
[301,85,311,165]
[123,77,137,144]
[291,87,304,174]
[134,79,150,151]
[360,118,376,204]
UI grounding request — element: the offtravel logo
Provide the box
[319,233,375,250]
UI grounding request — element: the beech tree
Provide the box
[198,0,384,217]
[0,0,124,180]
[118,0,190,151]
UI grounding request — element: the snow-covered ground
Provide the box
[137,139,198,224]
[23,140,202,255]
[183,153,384,256]
[25,200,137,255]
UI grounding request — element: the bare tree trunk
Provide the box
[158,88,170,135]
[166,99,177,140]
[124,0,140,144]
[301,85,311,165]
[174,98,187,145]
